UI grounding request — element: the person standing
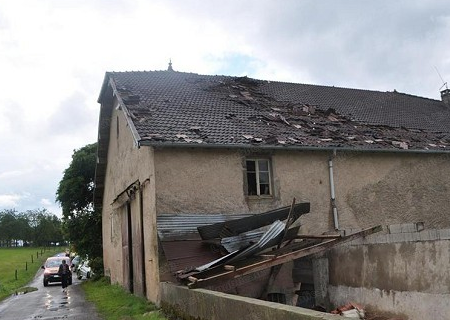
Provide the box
[58,259,70,293]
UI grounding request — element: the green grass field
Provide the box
[0,246,60,301]
[82,278,168,320]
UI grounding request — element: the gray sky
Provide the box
[0,0,449,216]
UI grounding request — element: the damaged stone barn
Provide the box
[95,68,450,320]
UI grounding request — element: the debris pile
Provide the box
[331,302,365,319]
[156,199,382,292]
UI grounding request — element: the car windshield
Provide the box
[46,259,63,267]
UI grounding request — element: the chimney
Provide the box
[441,88,450,107]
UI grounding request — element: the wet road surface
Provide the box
[0,268,102,320]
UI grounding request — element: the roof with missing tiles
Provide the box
[98,70,450,151]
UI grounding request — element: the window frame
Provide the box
[245,158,273,197]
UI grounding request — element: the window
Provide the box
[246,159,272,196]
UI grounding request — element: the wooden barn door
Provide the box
[130,191,145,297]
[121,202,133,293]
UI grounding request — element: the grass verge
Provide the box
[82,278,169,320]
[0,246,59,301]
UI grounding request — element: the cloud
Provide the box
[0,170,28,181]
[153,0,450,98]
[0,193,25,208]
[40,198,52,206]
[47,91,98,137]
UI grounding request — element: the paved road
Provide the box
[0,267,102,320]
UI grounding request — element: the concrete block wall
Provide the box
[160,282,340,320]
[316,223,450,320]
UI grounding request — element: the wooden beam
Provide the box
[296,234,341,239]
[188,225,382,289]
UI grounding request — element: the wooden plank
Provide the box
[277,198,296,249]
[188,225,382,289]
[223,265,235,271]
[296,235,341,239]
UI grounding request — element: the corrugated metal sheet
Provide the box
[188,220,286,275]
[157,213,253,241]
[227,220,285,263]
[197,202,310,240]
[221,231,265,253]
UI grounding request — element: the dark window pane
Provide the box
[246,160,256,172]
[247,172,257,195]
[258,160,269,171]
[259,172,270,184]
[260,183,270,195]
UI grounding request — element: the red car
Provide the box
[42,256,72,286]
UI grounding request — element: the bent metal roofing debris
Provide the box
[180,225,382,289]
[99,71,450,151]
[156,204,381,290]
[197,202,310,240]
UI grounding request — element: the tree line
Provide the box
[1,142,102,272]
[0,208,63,247]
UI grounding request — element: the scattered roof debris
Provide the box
[103,71,450,151]
[331,302,407,320]
[331,302,365,318]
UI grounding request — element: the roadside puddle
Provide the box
[45,292,71,311]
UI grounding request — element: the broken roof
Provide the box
[98,70,450,152]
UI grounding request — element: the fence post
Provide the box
[15,269,17,280]
[31,255,34,263]
[36,251,39,259]
[26,262,28,271]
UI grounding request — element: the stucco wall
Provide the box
[153,148,450,234]
[154,148,250,214]
[101,104,159,302]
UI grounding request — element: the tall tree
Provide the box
[56,143,102,261]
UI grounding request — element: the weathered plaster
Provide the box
[329,240,450,294]
[154,148,250,214]
[345,154,450,228]
[325,239,450,319]
[101,103,159,302]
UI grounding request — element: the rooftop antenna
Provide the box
[434,66,448,91]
